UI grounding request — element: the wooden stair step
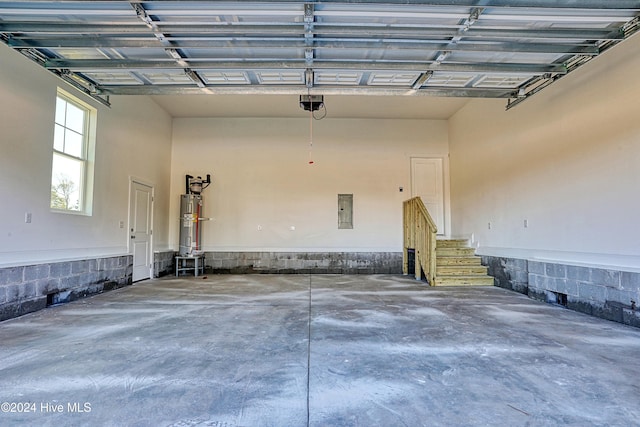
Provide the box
[405,233,494,287]
[435,239,470,248]
[433,275,495,287]
[436,247,477,257]
[436,265,488,276]
[436,256,483,266]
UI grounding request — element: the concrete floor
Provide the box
[1,275,639,427]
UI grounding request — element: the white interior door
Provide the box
[411,157,445,235]
[129,180,153,282]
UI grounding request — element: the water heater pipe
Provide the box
[185,174,212,194]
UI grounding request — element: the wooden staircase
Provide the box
[434,239,494,286]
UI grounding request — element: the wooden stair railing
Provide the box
[403,197,437,285]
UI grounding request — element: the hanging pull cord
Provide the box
[308,101,314,165]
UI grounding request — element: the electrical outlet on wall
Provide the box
[25,212,32,223]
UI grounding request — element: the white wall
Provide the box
[170,117,449,252]
[449,34,640,270]
[0,44,173,267]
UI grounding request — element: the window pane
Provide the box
[55,97,66,125]
[64,129,83,158]
[53,124,65,152]
[52,91,95,214]
[65,102,85,133]
[51,153,82,211]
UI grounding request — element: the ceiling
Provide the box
[1,1,639,113]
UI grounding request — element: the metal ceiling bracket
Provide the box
[303,3,316,86]
[14,47,111,107]
[305,48,314,66]
[184,69,206,89]
[412,71,434,90]
[304,2,316,75]
[623,15,640,37]
[462,7,484,32]
[131,3,153,29]
[434,51,450,65]
[305,68,314,88]
[56,70,111,107]
[304,3,315,43]
[304,4,315,23]
[131,2,208,89]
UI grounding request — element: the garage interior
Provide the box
[2,275,640,426]
[1,1,640,426]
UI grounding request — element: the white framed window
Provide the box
[50,89,96,214]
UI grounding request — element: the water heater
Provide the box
[179,174,211,256]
